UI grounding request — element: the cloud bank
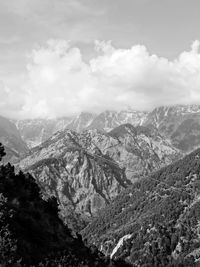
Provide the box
[1,39,200,118]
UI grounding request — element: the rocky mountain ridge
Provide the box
[19,124,181,231]
[15,109,148,148]
[14,104,200,153]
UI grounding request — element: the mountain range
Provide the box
[18,124,180,230]
[0,104,197,164]
[14,104,200,153]
[1,104,200,228]
[1,104,200,265]
[15,110,147,149]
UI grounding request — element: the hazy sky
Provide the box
[1,0,200,118]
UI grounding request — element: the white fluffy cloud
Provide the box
[2,39,200,118]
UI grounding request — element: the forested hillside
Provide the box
[83,147,200,266]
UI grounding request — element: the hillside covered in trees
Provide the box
[83,147,200,266]
[0,143,129,267]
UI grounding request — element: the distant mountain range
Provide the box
[15,109,148,148]
[13,104,200,154]
[15,116,73,148]
[1,104,200,183]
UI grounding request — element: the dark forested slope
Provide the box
[83,147,200,266]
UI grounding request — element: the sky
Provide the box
[1,0,200,118]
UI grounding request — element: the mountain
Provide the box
[88,110,148,131]
[144,104,200,152]
[0,144,129,267]
[15,117,73,148]
[0,116,28,162]
[15,109,148,148]
[12,104,200,152]
[16,113,96,149]
[18,128,131,230]
[107,124,180,181]
[19,124,180,231]
[66,112,96,132]
[82,147,200,266]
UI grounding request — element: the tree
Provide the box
[0,143,5,161]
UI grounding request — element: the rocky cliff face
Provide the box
[19,124,181,230]
[0,116,28,163]
[144,104,200,152]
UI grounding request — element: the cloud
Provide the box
[20,39,96,118]
[1,39,200,118]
